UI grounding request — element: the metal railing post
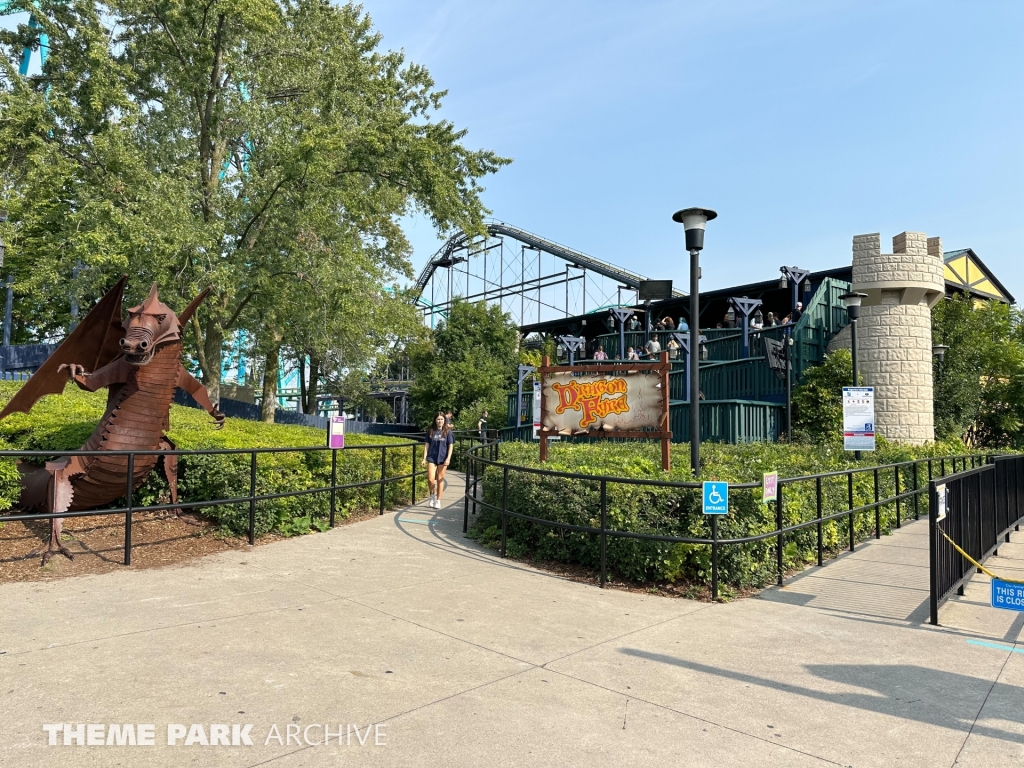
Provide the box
[379,446,386,515]
[816,475,823,566]
[501,466,509,558]
[894,465,901,528]
[848,471,855,551]
[248,451,257,545]
[600,479,608,588]
[873,467,880,539]
[411,443,417,505]
[330,448,337,528]
[711,513,720,600]
[124,452,134,566]
[776,484,784,586]
[473,450,480,517]
[913,461,920,520]
[463,453,471,533]
[929,481,939,625]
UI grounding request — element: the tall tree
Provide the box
[0,0,508,403]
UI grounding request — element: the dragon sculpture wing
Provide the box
[0,276,128,420]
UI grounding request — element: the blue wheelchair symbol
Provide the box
[702,481,729,515]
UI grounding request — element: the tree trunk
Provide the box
[297,354,306,414]
[202,315,224,405]
[261,342,281,423]
[304,354,321,415]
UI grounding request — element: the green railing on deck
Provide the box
[508,278,849,443]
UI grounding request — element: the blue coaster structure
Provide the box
[0,2,47,76]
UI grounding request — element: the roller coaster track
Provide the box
[413,221,686,298]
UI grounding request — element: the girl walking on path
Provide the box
[422,411,455,509]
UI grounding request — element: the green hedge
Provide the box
[469,438,984,594]
[0,382,421,537]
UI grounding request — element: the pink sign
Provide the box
[762,472,778,503]
[328,415,345,449]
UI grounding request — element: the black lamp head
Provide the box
[672,207,717,252]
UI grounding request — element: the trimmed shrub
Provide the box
[470,438,982,592]
[0,381,420,537]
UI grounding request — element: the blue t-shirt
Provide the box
[426,430,454,464]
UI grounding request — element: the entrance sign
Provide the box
[327,414,345,449]
[843,387,875,451]
[762,472,778,503]
[935,484,947,521]
[537,353,672,470]
[543,374,661,432]
[703,482,729,515]
[991,579,1024,612]
[532,381,541,440]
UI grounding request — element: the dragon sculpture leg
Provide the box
[25,459,77,565]
[159,435,181,517]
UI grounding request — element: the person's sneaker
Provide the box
[428,494,436,507]
[432,499,440,509]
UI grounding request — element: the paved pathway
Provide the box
[1,473,1022,767]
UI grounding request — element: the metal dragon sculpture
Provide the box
[0,278,224,564]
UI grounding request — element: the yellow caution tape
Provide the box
[935,526,1024,585]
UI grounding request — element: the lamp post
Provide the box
[609,307,634,360]
[557,335,586,366]
[515,364,536,440]
[779,266,811,320]
[0,209,6,269]
[932,344,949,378]
[672,332,707,402]
[840,292,868,457]
[785,336,793,443]
[672,207,717,476]
[728,296,763,359]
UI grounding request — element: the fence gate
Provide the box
[929,455,1024,624]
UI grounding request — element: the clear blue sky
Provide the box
[366,0,1024,302]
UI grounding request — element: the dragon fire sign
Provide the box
[538,352,672,470]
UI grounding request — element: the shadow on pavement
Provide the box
[619,648,1024,745]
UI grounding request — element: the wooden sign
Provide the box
[538,351,672,471]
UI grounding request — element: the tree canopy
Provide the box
[932,296,1024,448]
[408,299,521,428]
[0,0,508,415]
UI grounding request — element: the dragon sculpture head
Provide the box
[120,283,183,365]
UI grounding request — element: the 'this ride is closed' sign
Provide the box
[542,373,662,433]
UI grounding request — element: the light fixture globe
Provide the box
[932,344,949,363]
[672,207,717,252]
[839,291,868,321]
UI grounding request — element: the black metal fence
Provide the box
[0,440,423,566]
[928,455,1024,624]
[463,441,992,599]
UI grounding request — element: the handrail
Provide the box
[0,439,426,565]
[461,440,992,598]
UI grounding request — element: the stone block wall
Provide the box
[851,231,943,445]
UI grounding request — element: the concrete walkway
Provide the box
[1,473,1022,768]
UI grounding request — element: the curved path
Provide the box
[1,472,1021,767]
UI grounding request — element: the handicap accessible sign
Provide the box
[703,482,729,515]
[991,579,1024,612]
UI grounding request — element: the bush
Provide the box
[470,438,982,592]
[0,382,421,537]
[792,349,855,443]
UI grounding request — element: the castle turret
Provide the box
[851,231,944,445]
